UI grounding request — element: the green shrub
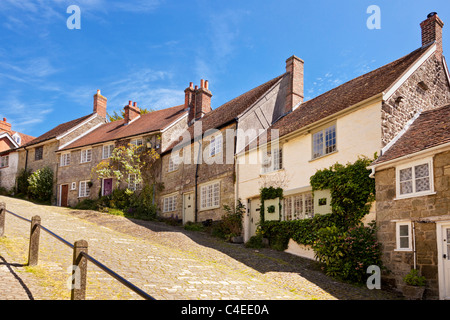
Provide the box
[212,200,245,241]
[311,222,382,283]
[27,167,53,202]
[16,168,32,196]
[403,269,426,286]
[128,185,157,220]
[245,234,266,249]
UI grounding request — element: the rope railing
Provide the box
[0,203,155,300]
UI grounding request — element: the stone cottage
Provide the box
[15,90,108,203]
[369,104,450,299]
[55,100,188,207]
[236,12,450,243]
[159,70,294,224]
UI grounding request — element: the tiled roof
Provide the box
[373,104,450,164]
[21,113,94,148]
[60,104,187,151]
[12,131,36,146]
[164,74,284,153]
[254,44,434,147]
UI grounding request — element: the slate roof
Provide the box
[373,104,450,164]
[163,74,284,154]
[247,44,434,149]
[60,104,187,151]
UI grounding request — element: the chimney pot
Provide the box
[205,80,209,90]
[3,118,6,122]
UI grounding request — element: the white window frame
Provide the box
[80,149,92,163]
[312,123,337,160]
[261,147,282,174]
[162,194,177,213]
[209,134,223,157]
[102,144,114,159]
[200,181,220,210]
[283,192,315,220]
[0,155,9,168]
[395,157,435,200]
[79,181,90,198]
[168,155,179,172]
[130,138,143,147]
[71,182,76,190]
[395,221,412,251]
[128,173,141,191]
[60,152,71,167]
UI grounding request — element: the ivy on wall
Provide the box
[259,186,283,223]
[258,156,381,283]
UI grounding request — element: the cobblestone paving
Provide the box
[0,196,403,300]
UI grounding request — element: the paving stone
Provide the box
[0,196,403,300]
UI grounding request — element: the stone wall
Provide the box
[57,133,161,207]
[58,114,106,147]
[375,150,450,299]
[158,122,237,222]
[382,55,450,146]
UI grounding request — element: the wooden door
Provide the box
[249,198,261,239]
[183,193,194,224]
[61,184,68,207]
[103,178,113,196]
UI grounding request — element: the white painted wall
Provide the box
[0,152,18,191]
[237,100,383,241]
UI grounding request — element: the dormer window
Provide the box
[12,133,21,145]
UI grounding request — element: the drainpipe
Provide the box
[412,221,417,270]
[194,139,202,223]
[24,147,28,171]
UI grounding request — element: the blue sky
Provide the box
[0,0,449,137]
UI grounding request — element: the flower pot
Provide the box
[402,285,425,300]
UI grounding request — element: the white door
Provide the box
[438,223,450,299]
[248,198,261,239]
[183,193,195,224]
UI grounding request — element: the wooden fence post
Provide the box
[28,215,41,266]
[71,240,88,300]
[0,202,5,237]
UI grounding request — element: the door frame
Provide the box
[182,192,195,224]
[436,220,450,300]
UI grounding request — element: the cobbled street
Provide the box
[0,196,402,300]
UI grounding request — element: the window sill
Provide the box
[394,248,413,252]
[394,191,436,201]
[309,150,338,162]
[199,205,220,212]
[259,168,285,176]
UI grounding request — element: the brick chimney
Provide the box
[0,118,12,134]
[284,55,304,114]
[420,12,444,57]
[187,80,212,124]
[93,89,107,118]
[124,101,140,124]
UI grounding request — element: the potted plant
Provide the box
[402,269,426,300]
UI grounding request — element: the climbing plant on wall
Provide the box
[258,156,381,283]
